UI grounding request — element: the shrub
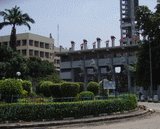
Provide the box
[22,80,32,94]
[79,91,94,98]
[28,92,37,97]
[76,82,84,93]
[50,83,62,98]
[35,81,44,94]
[87,81,99,95]
[39,81,53,97]
[60,82,80,97]
[99,79,109,96]
[0,78,23,96]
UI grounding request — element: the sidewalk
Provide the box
[0,105,150,129]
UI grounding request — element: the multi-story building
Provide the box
[56,38,141,93]
[0,33,68,70]
[120,0,139,46]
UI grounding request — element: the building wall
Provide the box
[0,33,69,69]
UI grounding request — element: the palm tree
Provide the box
[0,6,35,51]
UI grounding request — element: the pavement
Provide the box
[0,102,153,129]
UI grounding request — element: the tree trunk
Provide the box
[10,26,17,51]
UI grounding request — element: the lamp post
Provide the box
[149,39,153,99]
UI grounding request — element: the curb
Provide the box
[0,106,150,129]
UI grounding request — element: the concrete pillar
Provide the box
[97,53,101,83]
[127,52,131,94]
[84,54,88,90]
[71,55,74,82]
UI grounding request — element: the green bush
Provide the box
[35,81,44,94]
[22,80,32,94]
[28,92,37,97]
[60,82,80,97]
[0,94,137,121]
[76,82,84,93]
[50,83,62,98]
[99,79,109,96]
[79,91,94,98]
[39,81,53,97]
[87,81,99,95]
[0,78,23,96]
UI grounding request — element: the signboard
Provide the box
[103,81,115,89]
[87,68,94,74]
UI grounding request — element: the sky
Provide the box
[0,0,157,50]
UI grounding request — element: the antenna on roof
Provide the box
[57,24,59,47]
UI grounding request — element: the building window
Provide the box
[22,49,27,55]
[3,42,8,46]
[45,52,49,58]
[40,51,44,57]
[29,50,33,55]
[35,51,39,56]
[45,43,49,49]
[57,60,60,65]
[22,40,27,46]
[17,40,21,46]
[29,40,33,46]
[34,41,39,47]
[40,42,44,48]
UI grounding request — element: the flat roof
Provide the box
[56,44,140,56]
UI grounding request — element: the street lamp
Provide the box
[16,72,21,79]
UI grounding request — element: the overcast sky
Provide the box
[0,0,157,50]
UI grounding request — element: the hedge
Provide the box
[76,82,84,93]
[0,94,137,121]
[50,83,62,98]
[60,82,80,97]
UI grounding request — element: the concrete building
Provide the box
[0,33,68,70]
[120,0,139,46]
[56,38,141,93]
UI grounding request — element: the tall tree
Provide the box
[135,4,160,90]
[0,6,35,51]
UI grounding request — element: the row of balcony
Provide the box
[60,56,136,69]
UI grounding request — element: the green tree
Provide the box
[0,6,35,51]
[27,57,57,78]
[135,4,160,90]
[0,45,28,79]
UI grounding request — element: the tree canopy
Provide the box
[0,6,35,50]
[135,4,160,90]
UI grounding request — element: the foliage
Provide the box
[87,81,99,95]
[39,81,53,97]
[22,80,32,94]
[0,78,23,96]
[0,45,29,79]
[76,82,85,93]
[0,94,137,121]
[22,90,28,97]
[50,83,62,98]
[28,92,37,97]
[79,91,94,98]
[135,4,160,89]
[0,6,35,50]
[99,79,109,96]
[60,82,80,97]
[35,81,44,95]
[27,57,57,79]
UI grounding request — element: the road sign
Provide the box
[103,81,115,89]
